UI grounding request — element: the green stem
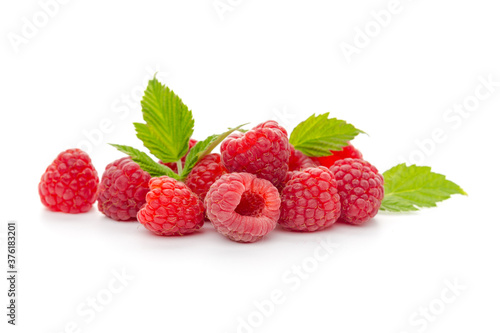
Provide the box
[176,159,183,175]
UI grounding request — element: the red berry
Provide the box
[283,171,299,186]
[330,158,384,225]
[316,143,363,168]
[38,148,99,213]
[205,172,281,243]
[159,139,197,173]
[221,121,291,187]
[288,146,318,171]
[97,157,151,221]
[185,153,227,202]
[279,167,341,232]
[137,176,204,236]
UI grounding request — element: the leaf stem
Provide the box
[176,159,183,175]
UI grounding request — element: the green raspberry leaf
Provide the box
[380,164,467,212]
[289,113,364,157]
[109,144,180,179]
[134,76,195,164]
[180,123,248,180]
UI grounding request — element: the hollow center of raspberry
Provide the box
[235,191,265,217]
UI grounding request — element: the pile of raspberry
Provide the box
[39,121,384,243]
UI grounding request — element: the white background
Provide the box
[1,0,499,332]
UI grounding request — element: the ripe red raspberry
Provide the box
[137,176,204,236]
[205,172,281,243]
[159,139,197,173]
[283,171,299,186]
[38,148,99,213]
[97,157,151,221]
[288,146,318,171]
[330,158,384,225]
[185,153,227,202]
[316,143,363,168]
[221,121,291,187]
[279,167,341,232]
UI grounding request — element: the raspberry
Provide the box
[205,172,281,243]
[283,171,299,186]
[221,121,291,187]
[316,143,363,168]
[279,167,341,232]
[288,146,318,171]
[185,153,227,202]
[137,176,204,236]
[160,139,197,173]
[330,158,384,225]
[38,148,99,213]
[97,157,151,221]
